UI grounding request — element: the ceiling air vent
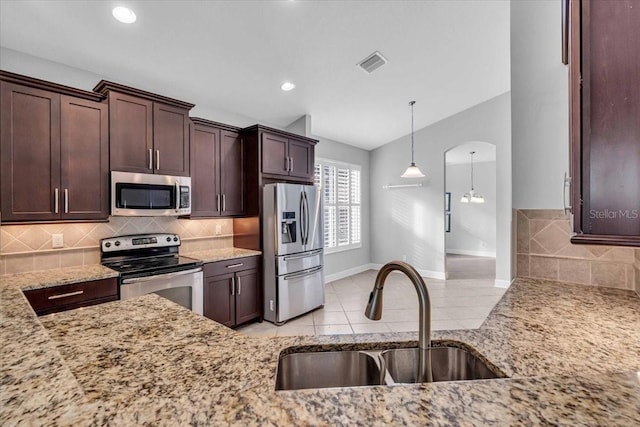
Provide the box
[357,51,388,73]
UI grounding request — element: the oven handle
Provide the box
[121,267,203,284]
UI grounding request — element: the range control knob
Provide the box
[114,241,121,247]
[173,237,178,242]
[166,237,172,242]
[105,242,111,248]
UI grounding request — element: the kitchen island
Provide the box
[1,269,639,425]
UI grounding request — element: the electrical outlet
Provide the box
[215,224,222,235]
[52,234,64,248]
[270,300,275,312]
[402,254,407,261]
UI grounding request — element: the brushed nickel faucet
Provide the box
[364,261,433,382]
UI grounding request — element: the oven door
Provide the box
[120,267,203,315]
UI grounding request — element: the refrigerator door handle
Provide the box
[299,191,307,245]
[283,265,323,281]
[303,190,310,247]
[283,248,323,261]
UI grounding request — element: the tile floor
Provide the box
[237,255,506,338]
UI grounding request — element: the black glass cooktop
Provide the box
[104,255,201,275]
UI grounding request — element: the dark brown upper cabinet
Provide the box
[568,0,640,247]
[1,72,109,222]
[190,118,245,217]
[94,81,193,177]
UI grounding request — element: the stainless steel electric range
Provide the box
[100,233,204,315]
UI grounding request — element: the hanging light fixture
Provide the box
[460,151,485,203]
[401,101,425,178]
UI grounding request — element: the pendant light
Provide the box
[401,101,425,178]
[460,151,485,203]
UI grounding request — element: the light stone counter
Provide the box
[1,274,639,425]
[183,247,261,263]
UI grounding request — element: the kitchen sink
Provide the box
[275,343,506,390]
[381,346,504,384]
[275,350,384,390]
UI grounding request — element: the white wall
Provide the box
[0,47,269,129]
[446,161,497,257]
[370,93,511,283]
[511,0,569,209]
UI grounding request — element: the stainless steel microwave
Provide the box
[111,171,191,216]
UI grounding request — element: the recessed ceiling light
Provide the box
[112,6,136,24]
[280,82,296,92]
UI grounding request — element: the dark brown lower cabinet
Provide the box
[203,256,261,327]
[23,277,118,316]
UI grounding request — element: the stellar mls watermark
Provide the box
[589,209,639,219]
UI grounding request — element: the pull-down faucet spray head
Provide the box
[365,286,384,320]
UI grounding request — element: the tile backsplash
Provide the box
[516,209,638,292]
[0,217,233,275]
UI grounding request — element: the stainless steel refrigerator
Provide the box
[263,183,324,325]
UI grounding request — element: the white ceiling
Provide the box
[0,0,510,150]
[445,141,496,165]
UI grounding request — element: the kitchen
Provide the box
[1,1,639,425]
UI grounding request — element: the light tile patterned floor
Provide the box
[237,256,506,338]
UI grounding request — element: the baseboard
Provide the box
[368,263,446,280]
[446,249,497,258]
[494,278,514,288]
[324,263,377,283]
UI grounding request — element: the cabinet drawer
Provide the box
[24,277,118,315]
[204,256,260,277]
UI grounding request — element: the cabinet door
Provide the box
[60,96,109,220]
[153,103,190,176]
[261,132,289,176]
[569,0,640,244]
[288,139,315,180]
[234,268,261,325]
[190,124,220,217]
[0,82,61,221]
[204,273,236,327]
[109,92,153,173]
[220,130,245,216]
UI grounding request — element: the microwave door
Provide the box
[302,185,323,252]
[275,184,304,256]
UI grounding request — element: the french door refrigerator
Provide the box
[263,183,324,325]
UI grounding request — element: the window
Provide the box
[314,158,361,253]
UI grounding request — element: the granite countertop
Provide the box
[182,247,262,263]
[1,275,639,425]
[0,264,119,291]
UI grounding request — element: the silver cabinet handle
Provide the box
[148,149,153,170]
[222,194,226,212]
[54,188,59,213]
[226,263,244,269]
[290,156,294,172]
[230,277,235,296]
[563,172,572,215]
[237,276,242,295]
[156,150,160,170]
[64,189,69,213]
[48,290,83,300]
[217,194,221,212]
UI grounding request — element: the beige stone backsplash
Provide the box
[1,217,234,275]
[516,209,639,290]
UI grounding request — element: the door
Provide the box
[261,132,289,176]
[276,266,324,323]
[0,82,61,221]
[235,269,260,325]
[60,96,109,220]
[191,124,220,217]
[153,103,190,176]
[204,273,235,327]
[109,91,153,174]
[301,185,324,251]
[288,139,314,180]
[219,130,245,216]
[275,183,305,255]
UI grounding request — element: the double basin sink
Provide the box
[276,341,506,391]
